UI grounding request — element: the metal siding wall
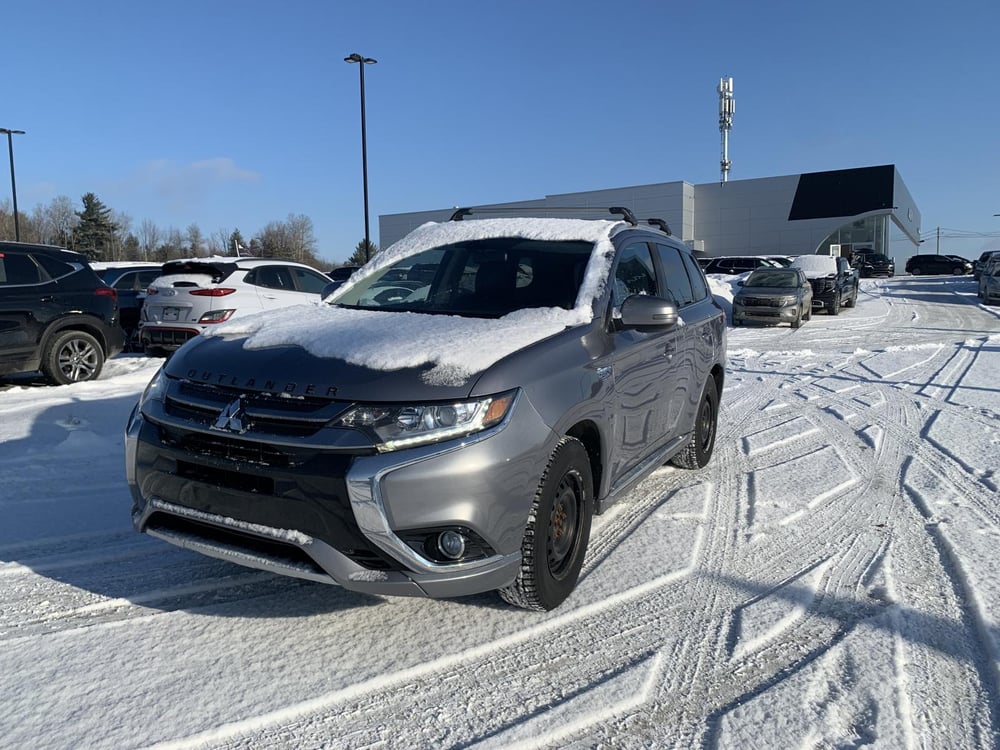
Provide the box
[378,169,920,258]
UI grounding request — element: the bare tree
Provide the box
[137,219,160,261]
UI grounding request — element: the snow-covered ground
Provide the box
[1,275,999,749]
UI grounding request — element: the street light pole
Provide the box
[0,128,25,242]
[344,53,376,262]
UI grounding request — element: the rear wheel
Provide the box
[911,267,922,276]
[499,438,594,611]
[670,376,719,469]
[42,330,105,385]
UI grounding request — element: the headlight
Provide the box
[138,367,168,412]
[778,296,797,306]
[334,391,516,452]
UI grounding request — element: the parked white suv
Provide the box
[139,257,331,355]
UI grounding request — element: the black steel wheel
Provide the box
[499,438,594,611]
[42,330,105,385]
[670,376,719,470]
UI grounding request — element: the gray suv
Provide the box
[125,209,727,610]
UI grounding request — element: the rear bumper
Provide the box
[139,324,201,351]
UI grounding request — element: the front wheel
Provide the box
[670,376,719,470]
[911,267,922,276]
[42,330,105,385]
[499,438,594,611]
[828,292,841,316]
[952,266,964,276]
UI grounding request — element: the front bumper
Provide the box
[125,390,555,599]
[732,300,801,324]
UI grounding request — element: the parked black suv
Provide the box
[0,242,126,384]
[857,253,895,278]
[905,254,972,276]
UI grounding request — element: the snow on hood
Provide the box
[206,218,625,386]
[789,255,837,278]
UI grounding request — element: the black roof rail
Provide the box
[449,206,638,225]
[646,218,672,235]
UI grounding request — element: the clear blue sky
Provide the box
[5,0,999,265]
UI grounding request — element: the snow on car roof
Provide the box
[208,218,627,386]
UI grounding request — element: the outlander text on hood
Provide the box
[125,208,727,610]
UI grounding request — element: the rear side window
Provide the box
[114,270,161,291]
[247,265,294,290]
[0,253,43,286]
[680,252,709,302]
[34,254,75,280]
[654,244,695,307]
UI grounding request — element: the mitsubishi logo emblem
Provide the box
[212,398,248,433]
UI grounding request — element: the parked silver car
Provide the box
[732,267,813,328]
[125,209,727,611]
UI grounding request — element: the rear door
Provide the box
[246,265,329,311]
[652,243,707,438]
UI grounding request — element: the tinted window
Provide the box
[0,253,42,286]
[34,254,75,280]
[290,267,331,294]
[612,243,657,307]
[247,266,295,290]
[680,253,709,301]
[654,244,694,306]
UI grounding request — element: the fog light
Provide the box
[437,530,466,560]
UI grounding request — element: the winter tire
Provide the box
[911,267,922,276]
[952,266,964,275]
[828,293,841,316]
[791,311,801,329]
[670,376,719,470]
[499,437,594,611]
[42,330,105,385]
[804,305,812,321]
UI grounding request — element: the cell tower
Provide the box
[718,76,734,183]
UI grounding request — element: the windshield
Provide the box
[332,238,594,317]
[744,270,800,288]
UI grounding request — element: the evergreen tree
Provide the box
[348,239,378,265]
[72,193,117,260]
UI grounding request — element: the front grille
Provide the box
[164,380,348,438]
[810,279,835,294]
[741,296,782,307]
[161,425,293,467]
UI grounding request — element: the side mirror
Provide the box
[736,280,745,287]
[619,294,679,331]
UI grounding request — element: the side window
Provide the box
[612,243,657,307]
[680,252,709,301]
[0,253,42,286]
[654,244,695,307]
[113,273,136,291]
[34,254,72,280]
[290,267,331,294]
[248,266,293,290]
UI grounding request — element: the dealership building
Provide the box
[379,164,921,260]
